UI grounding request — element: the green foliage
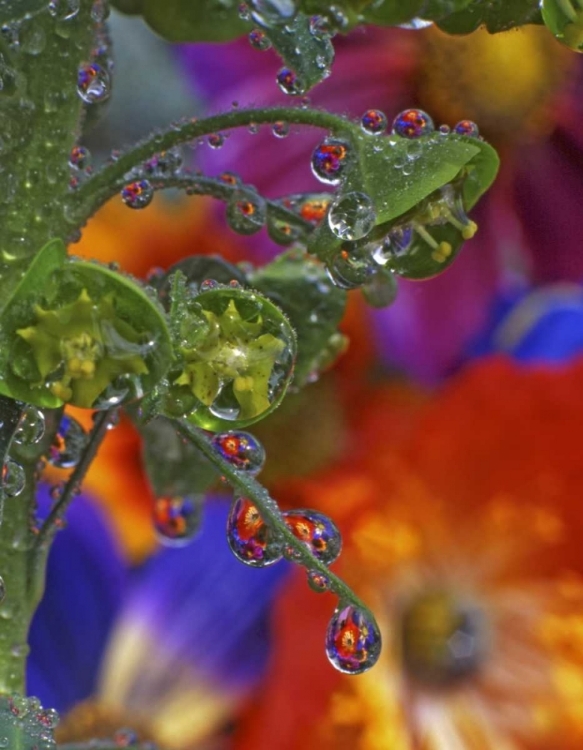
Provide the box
[541,0,583,52]
[437,0,542,33]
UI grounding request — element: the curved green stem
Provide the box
[71,106,357,225]
[175,419,377,618]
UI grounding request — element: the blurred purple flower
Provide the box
[178,24,583,382]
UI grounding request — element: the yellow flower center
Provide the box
[417,25,574,146]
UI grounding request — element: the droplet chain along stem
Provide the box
[73,107,358,221]
[33,408,115,551]
[175,419,376,617]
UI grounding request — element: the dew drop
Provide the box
[250,0,297,26]
[0,577,5,603]
[248,28,272,50]
[218,171,240,186]
[143,148,182,178]
[272,120,290,138]
[362,268,398,309]
[49,0,80,20]
[14,406,45,446]
[360,109,387,135]
[226,496,282,567]
[283,510,342,564]
[438,124,451,135]
[309,14,332,37]
[153,495,203,547]
[311,138,350,185]
[328,245,375,289]
[211,431,266,476]
[307,569,331,593]
[207,132,225,149]
[121,179,154,209]
[47,414,87,469]
[325,604,382,674]
[113,728,139,746]
[392,108,434,139]
[238,2,251,20]
[454,119,480,138]
[2,460,25,498]
[328,191,376,241]
[276,67,305,96]
[77,62,111,104]
[69,145,91,171]
[226,189,267,234]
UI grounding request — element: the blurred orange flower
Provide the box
[238,357,583,750]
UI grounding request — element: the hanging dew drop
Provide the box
[226,189,267,234]
[226,496,283,567]
[121,179,154,209]
[362,268,398,309]
[283,509,342,564]
[328,192,376,241]
[46,414,87,470]
[276,67,305,96]
[153,495,203,547]
[311,138,351,185]
[69,145,91,171]
[392,108,434,139]
[2,460,25,498]
[77,62,111,104]
[207,132,225,149]
[272,120,290,138]
[325,603,382,674]
[328,245,376,290]
[307,569,331,593]
[360,109,387,135]
[248,28,272,50]
[13,406,45,446]
[211,431,266,476]
[454,119,480,137]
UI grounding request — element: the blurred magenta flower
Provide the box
[179,24,583,381]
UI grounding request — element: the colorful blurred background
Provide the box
[28,9,583,750]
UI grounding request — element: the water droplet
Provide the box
[47,414,87,469]
[69,145,90,170]
[77,62,111,104]
[438,124,451,135]
[307,569,331,592]
[311,138,350,185]
[360,109,387,135]
[250,0,297,26]
[238,2,251,20]
[267,216,300,245]
[309,14,332,37]
[113,728,139,746]
[121,179,154,209]
[2,460,25,497]
[326,604,382,674]
[362,268,398,308]
[153,495,203,547]
[276,67,305,96]
[211,431,266,475]
[283,510,341,564]
[49,0,80,20]
[226,189,267,234]
[453,119,480,138]
[219,171,240,186]
[248,28,272,50]
[0,577,5,603]
[328,245,375,289]
[272,120,290,138]
[207,132,225,149]
[392,108,434,139]
[143,148,182,178]
[227,496,282,566]
[14,406,45,445]
[328,191,376,241]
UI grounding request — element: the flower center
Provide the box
[417,25,574,146]
[399,589,487,687]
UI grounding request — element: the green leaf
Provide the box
[109,0,145,13]
[0,0,48,24]
[262,12,335,93]
[249,251,347,386]
[541,0,583,52]
[140,0,249,42]
[350,0,424,26]
[420,0,473,20]
[437,0,542,34]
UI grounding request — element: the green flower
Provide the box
[16,288,149,408]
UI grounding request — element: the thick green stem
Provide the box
[175,419,377,618]
[71,106,358,225]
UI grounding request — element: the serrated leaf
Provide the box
[437,0,542,34]
[140,0,249,42]
[263,11,335,92]
[249,251,347,386]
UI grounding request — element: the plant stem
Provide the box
[71,106,358,225]
[175,419,377,618]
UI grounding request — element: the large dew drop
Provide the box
[226,496,282,567]
[77,62,111,104]
[392,108,434,139]
[153,495,203,547]
[311,138,351,185]
[360,109,387,135]
[328,191,376,241]
[325,604,382,674]
[283,509,342,564]
[47,414,87,469]
[211,431,266,476]
[226,190,267,234]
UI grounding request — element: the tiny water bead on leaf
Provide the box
[328,191,376,241]
[307,569,331,593]
[211,431,266,475]
[226,189,267,234]
[226,496,282,567]
[453,119,480,137]
[248,28,272,50]
[121,179,154,209]
[283,510,342,565]
[153,495,203,546]
[392,108,435,138]
[361,108,388,135]
[46,413,87,469]
[311,137,351,185]
[69,145,91,171]
[170,286,296,430]
[2,460,25,497]
[276,66,305,95]
[13,405,45,446]
[1,695,58,749]
[325,604,382,675]
[77,62,111,104]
